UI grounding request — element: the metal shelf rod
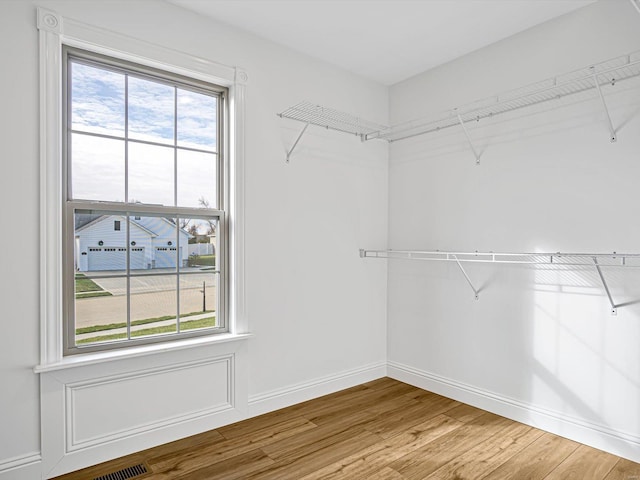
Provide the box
[360,249,638,315]
[278,51,639,161]
[360,249,640,267]
[368,55,640,143]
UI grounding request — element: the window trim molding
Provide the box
[37,7,247,368]
[62,47,229,355]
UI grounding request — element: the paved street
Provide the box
[75,273,217,328]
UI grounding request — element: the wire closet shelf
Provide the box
[278,101,388,139]
[359,249,640,267]
[366,52,640,143]
[277,102,388,162]
[278,51,640,157]
[360,249,640,315]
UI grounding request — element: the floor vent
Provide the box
[93,463,148,480]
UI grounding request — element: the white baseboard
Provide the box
[388,360,640,464]
[23,359,638,479]
[35,357,384,479]
[0,453,41,480]
[248,362,387,417]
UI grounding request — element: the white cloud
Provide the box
[71,60,219,207]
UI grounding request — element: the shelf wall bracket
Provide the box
[456,113,481,165]
[591,68,617,143]
[285,123,310,163]
[452,255,480,300]
[593,257,618,315]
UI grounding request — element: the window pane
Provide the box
[179,217,218,331]
[177,89,217,150]
[177,150,217,208]
[75,212,128,276]
[181,218,218,271]
[128,142,174,206]
[128,76,174,145]
[179,273,218,331]
[128,215,183,273]
[71,61,125,137]
[75,275,127,346]
[130,275,177,338]
[71,134,125,202]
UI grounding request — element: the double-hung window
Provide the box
[63,47,228,354]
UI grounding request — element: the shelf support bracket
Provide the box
[452,255,479,300]
[593,257,617,315]
[591,68,617,143]
[456,113,481,165]
[286,123,310,163]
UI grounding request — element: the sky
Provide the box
[70,60,219,235]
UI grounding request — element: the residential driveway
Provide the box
[88,269,216,295]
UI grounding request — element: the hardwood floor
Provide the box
[54,378,640,480]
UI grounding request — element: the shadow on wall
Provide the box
[389,75,640,167]
[413,259,640,436]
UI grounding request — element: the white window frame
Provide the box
[37,7,248,368]
[64,47,229,354]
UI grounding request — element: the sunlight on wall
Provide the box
[532,254,640,435]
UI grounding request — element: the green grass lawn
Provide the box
[75,273,102,292]
[188,254,216,267]
[76,291,113,299]
[75,273,112,298]
[76,315,216,344]
[76,310,215,334]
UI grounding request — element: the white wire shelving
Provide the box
[359,249,640,315]
[366,52,640,146]
[277,101,388,162]
[278,51,640,163]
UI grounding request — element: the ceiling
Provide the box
[168,0,598,86]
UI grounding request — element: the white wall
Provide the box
[0,2,43,478]
[0,1,387,478]
[387,0,640,463]
[5,0,640,477]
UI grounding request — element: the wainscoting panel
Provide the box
[67,357,232,451]
[41,339,248,479]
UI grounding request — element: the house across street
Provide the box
[75,214,193,272]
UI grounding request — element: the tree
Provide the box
[198,196,217,235]
[187,223,199,244]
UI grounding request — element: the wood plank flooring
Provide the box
[53,378,640,480]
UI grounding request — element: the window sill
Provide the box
[34,332,252,374]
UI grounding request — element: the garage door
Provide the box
[154,246,182,269]
[129,247,146,270]
[88,247,146,271]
